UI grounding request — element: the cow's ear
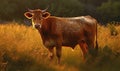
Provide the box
[42,12,50,19]
[24,12,33,19]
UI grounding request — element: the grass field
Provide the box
[0,22,120,71]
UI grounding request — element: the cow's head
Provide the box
[24,8,50,28]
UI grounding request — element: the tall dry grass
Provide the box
[98,24,120,52]
[0,22,120,71]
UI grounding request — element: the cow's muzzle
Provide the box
[35,24,41,29]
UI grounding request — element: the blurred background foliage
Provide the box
[0,0,120,24]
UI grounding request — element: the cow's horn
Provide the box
[42,6,49,13]
[28,8,33,12]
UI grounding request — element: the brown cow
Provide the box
[24,8,98,63]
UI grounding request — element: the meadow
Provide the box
[0,22,120,71]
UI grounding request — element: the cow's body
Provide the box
[39,16,96,48]
[24,9,98,63]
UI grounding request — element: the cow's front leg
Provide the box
[56,46,62,64]
[48,47,54,60]
[55,35,63,64]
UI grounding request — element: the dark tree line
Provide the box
[0,0,120,24]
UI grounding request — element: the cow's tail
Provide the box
[95,22,98,51]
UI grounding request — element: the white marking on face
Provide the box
[32,19,35,28]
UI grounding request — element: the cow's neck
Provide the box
[37,19,50,43]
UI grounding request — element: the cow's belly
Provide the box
[62,37,79,48]
[43,39,78,49]
[62,41,78,48]
[43,34,82,49]
[62,32,85,48]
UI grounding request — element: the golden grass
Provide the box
[0,22,120,71]
[98,24,120,52]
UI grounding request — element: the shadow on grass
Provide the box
[79,46,120,71]
[1,49,55,71]
[1,45,120,71]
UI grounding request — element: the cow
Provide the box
[24,8,98,64]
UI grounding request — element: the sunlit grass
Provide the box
[0,22,120,71]
[98,24,120,52]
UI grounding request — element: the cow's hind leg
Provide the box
[79,40,88,60]
[86,40,97,57]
